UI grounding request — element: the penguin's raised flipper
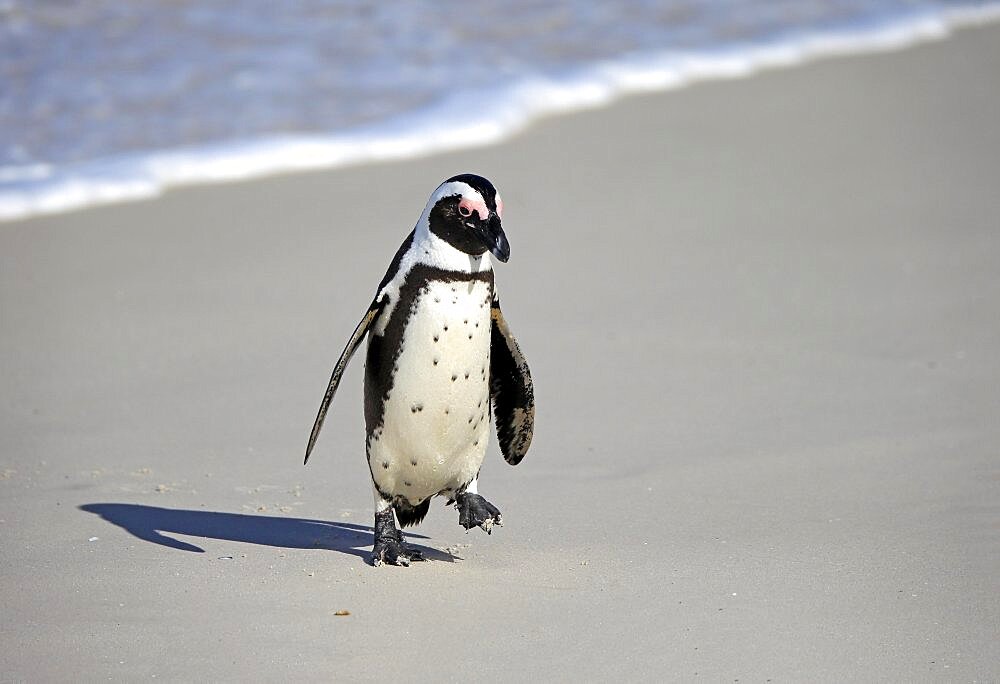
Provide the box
[304,299,382,464]
[489,297,534,465]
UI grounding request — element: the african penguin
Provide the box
[304,174,534,566]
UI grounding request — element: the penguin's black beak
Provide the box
[478,213,510,263]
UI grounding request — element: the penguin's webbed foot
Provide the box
[371,508,423,567]
[372,535,423,567]
[455,492,503,534]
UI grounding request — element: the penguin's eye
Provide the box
[458,196,488,221]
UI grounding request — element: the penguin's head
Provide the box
[425,173,510,262]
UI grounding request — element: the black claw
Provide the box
[371,507,424,567]
[455,492,503,533]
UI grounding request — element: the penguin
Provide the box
[304,174,534,566]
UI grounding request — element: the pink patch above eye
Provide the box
[459,196,489,221]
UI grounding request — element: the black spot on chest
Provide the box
[364,264,494,444]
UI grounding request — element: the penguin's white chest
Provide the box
[369,279,493,503]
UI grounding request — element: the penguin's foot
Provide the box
[372,535,422,567]
[455,492,503,534]
[371,508,423,567]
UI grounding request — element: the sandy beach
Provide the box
[3,22,999,682]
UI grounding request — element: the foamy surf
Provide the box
[3,3,999,223]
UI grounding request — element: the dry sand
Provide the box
[2,23,999,682]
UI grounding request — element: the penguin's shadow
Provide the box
[79,503,453,563]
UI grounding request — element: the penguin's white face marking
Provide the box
[426,181,486,213]
[373,181,498,336]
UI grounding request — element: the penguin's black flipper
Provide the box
[304,299,382,464]
[489,296,534,465]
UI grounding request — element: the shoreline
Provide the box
[4,8,1000,224]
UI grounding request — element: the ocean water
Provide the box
[2,0,999,220]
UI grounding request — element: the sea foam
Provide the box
[2,4,999,222]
